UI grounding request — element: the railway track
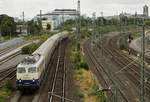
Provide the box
[0,65,16,87]
[0,47,14,56]
[13,39,69,102]
[49,40,67,102]
[103,35,150,100]
[0,49,21,65]
[83,31,150,101]
[0,41,39,65]
[0,42,26,57]
[94,39,141,101]
[84,40,129,102]
[13,49,59,102]
[87,33,150,101]
[32,39,69,102]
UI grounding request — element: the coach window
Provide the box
[17,68,26,73]
[28,67,36,73]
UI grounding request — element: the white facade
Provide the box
[34,9,77,29]
[41,20,54,31]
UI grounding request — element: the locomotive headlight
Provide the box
[19,79,21,82]
[33,79,35,82]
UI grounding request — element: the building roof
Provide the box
[37,9,78,16]
[144,5,148,7]
[54,9,77,12]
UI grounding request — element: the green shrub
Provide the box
[74,88,84,98]
[5,79,13,90]
[74,51,81,63]
[0,80,13,102]
[79,61,89,70]
[22,43,40,54]
[91,83,106,102]
[77,43,80,51]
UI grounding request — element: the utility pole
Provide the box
[76,0,81,51]
[134,12,137,25]
[91,12,97,46]
[120,12,124,34]
[140,18,146,102]
[100,12,104,25]
[40,10,42,33]
[40,10,42,20]
[100,12,103,57]
[62,11,64,31]
[22,11,25,35]
[77,0,81,40]
[92,12,96,38]
[22,11,25,23]
[134,12,138,31]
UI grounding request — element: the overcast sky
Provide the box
[0,0,149,19]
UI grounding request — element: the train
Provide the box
[16,31,68,90]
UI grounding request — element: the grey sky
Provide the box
[0,0,149,18]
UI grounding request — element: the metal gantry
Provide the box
[140,21,146,102]
[92,12,96,43]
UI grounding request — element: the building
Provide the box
[34,9,78,30]
[41,20,54,31]
[143,5,149,17]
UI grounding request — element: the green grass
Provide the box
[70,42,89,70]
[0,80,13,102]
[91,81,106,102]
[23,33,50,41]
[132,32,141,39]
[74,88,84,98]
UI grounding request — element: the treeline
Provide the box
[27,19,42,35]
[0,14,43,37]
[63,15,150,29]
[0,15,16,36]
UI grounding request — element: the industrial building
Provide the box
[34,9,78,31]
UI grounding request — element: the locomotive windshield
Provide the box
[17,68,26,73]
[28,67,36,73]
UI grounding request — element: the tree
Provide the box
[27,20,36,34]
[27,19,42,35]
[0,15,16,36]
[46,24,51,30]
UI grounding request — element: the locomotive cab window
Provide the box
[28,67,36,73]
[17,68,26,73]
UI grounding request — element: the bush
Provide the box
[5,79,13,90]
[74,88,84,98]
[91,83,106,102]
[77,43,80,51]
[79,61,89,70]
[22,43,40,54]
[74,51,81,63]
[0,80,13,102]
